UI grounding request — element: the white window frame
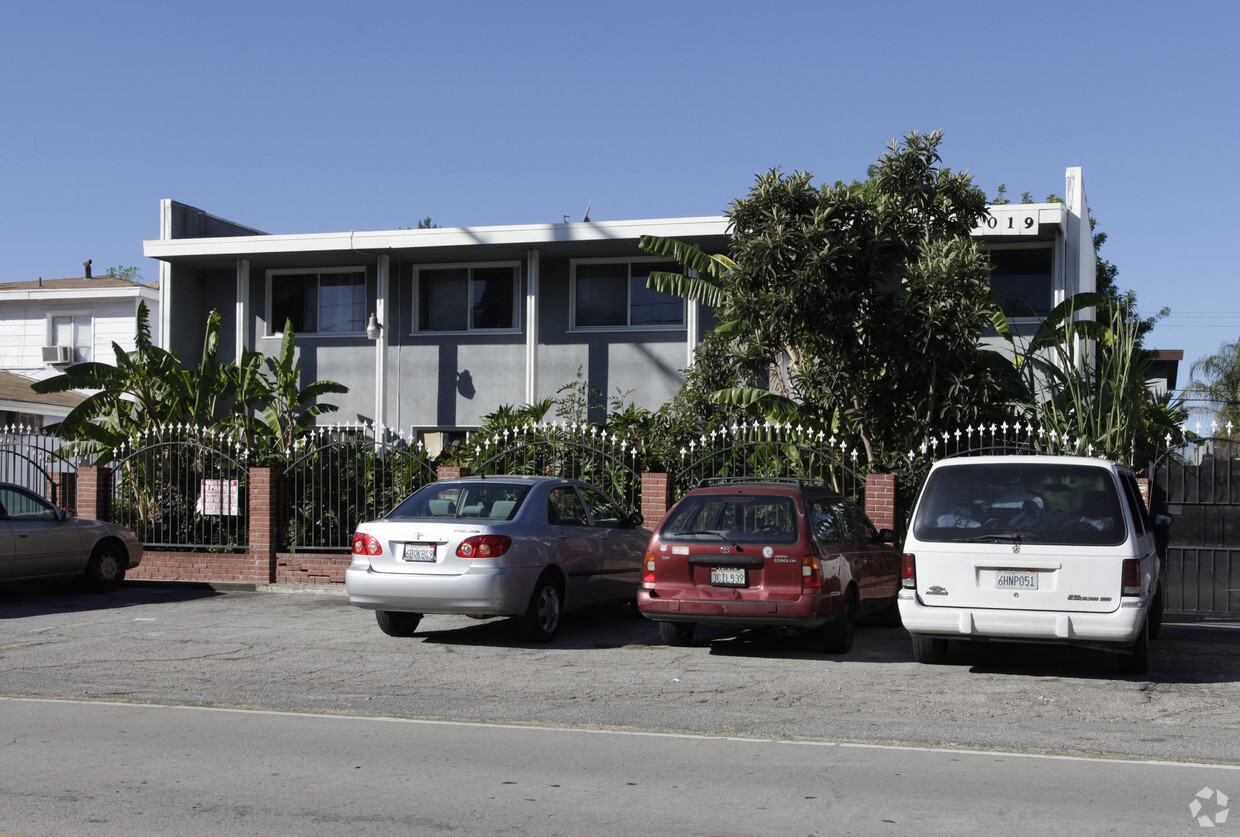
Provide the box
[266,267,368,337]
[412,261,522,335]
[569,257,686,332]
[47,311,93,363]
[985,242,1060,323]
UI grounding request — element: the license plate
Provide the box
[402,543,435,562]
[996,570,1038,590]
[710,567,747,587]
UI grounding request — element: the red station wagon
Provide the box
[637,479,901,654]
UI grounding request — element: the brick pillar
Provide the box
[641,472,672,529]
[437,466,472,480]
[76,466,112,521]
[248,467,281,584]
[865,473,897,533]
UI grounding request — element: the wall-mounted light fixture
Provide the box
[366,313,383,340]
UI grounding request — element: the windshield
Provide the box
[387,482,532,521]
[661,494,799,544]
[912,463,1127,546]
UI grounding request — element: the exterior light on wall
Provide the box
[366,313,383,340]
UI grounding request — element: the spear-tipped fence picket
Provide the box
[468,421,644,511]
[0,426,80,512]
[672,421,867,502]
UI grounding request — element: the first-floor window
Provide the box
[50,313,92,362]
[572,260,684,329]
[987,246,1054,319]
[269,268,366,334]
[416,263,518,332]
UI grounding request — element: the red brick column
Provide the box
[641,472,672,529]
[865,473,897,533]
[248,467,281,584]
[75,466,112,521]
[437,466,472,480]
[1137,477,1151,510]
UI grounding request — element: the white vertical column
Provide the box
[375,254,389,443]
[235,259,250,364]
[525,249,539,407]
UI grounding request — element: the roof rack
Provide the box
[695,477,825,488]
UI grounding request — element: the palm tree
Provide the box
[1186,339,1240,433]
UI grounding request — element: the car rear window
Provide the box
[912,463,1127,546]
[661,494,799,544]
[387,483,531,521]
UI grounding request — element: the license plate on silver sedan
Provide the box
[402,543,435,562]
[996,569,1038,590]
[710,567,747,587]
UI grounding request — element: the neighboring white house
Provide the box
[0,273,160,427]
[141,167,1148,445]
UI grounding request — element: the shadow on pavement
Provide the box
[0,580,225,619]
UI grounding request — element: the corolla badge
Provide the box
[924,585,949,596]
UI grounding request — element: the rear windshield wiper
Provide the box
[673,529,745,550]
[961,533,1026,544]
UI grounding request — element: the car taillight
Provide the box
[801,555,822,590]
[457,535,512,558]
[643,550,657,584]
[352,532,382,556]
[901,553,916,589]
[1122,558,1141,596]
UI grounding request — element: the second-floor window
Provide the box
[50,313,92,362]
[415,263,519,332]
[987,245,1054,319]
[571,259,684,329]
[269,268,366,334]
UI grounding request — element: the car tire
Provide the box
[375,610,422,637]
[658,621,696,646]
[517,574,563,643]
[1149,587,1165,640]
[1118,618,1150,675]
[821,588,858,654]
[910,633,949,664]
[84,544,126,593]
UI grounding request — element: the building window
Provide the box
[269,268,367,334]
[571,259,684,329]
[987,246,1054,319]
[50,313,92,362]
[415,263,519,332]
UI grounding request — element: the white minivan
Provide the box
[898,455,1169,674]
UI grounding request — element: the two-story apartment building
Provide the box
[0,273,160,427]
[142,167,1102,445]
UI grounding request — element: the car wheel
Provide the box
[658,621,696,646]
[1118,618,1150,675]
[1149,587,1165,640]
[84,544,125,593]
[821,588,858,654]
[375,610,422,637]
[517,574,563,643]
[877,597,902,628]
[910,633,949,664]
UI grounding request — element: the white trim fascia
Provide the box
[0,285,160,303]
[144,216,730,261]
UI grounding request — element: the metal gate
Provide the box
[1152,437,1240,616]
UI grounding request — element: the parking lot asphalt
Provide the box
[2,580,1239,764]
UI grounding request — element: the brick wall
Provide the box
[865,473,897,532]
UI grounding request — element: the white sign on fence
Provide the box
[196,479,240,516]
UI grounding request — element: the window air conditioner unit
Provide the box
[42,345,74,365]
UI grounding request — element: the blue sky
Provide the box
[3,0,1236,417]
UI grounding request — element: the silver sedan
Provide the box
[345,476,650,642]
[1,482,143,591]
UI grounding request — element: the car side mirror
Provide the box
[1153,513,1173,528]
[628,512,645,528]
[877,528,897,544]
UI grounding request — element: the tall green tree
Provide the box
[646,130,1014,466]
